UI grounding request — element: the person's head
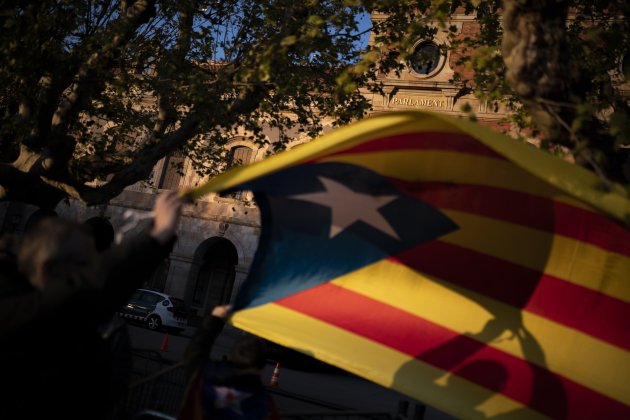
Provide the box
[24,209,58,233]
[83,217,115,252]
[229,335,268,372]
[17,218,97,290]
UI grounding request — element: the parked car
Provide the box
[118,289,189,333]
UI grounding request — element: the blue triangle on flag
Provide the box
[234,162,458,309]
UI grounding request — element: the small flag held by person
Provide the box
[188,110,630,418]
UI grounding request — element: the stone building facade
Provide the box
[366,11,508,126]
[0,11,521,320]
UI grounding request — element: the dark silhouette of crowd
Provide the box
[0,190,186,420]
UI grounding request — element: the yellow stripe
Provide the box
[318,149,564,199]
[186,113,460,197]
[231,304,544,419]
[431,112,630,225]
[441,210,630,303]
[186,111,630,226]
[331,260,630,405]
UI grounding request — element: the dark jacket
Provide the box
[181,315,276,419]
[0,231,175,420]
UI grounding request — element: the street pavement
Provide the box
[127,323,454,419]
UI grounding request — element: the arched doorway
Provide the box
[186,237,238,320]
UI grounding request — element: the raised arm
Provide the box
[183,305,232,380]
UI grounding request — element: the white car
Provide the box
[118,289,189,333]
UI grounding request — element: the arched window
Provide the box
[158,152,185,190]
[409,41,443,76]
[230,146,253,167]
[219,145,253,200]
[186,237,238,324]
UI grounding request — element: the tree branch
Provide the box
[49,0,157,146]
[76,111,202,205]
[502,0,575,144]
[0,163,66,209]
[153,1,196,137]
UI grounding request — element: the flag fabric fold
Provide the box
[188,110,630,419]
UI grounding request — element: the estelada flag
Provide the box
[188,111,630,419]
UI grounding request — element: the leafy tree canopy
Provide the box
[0,0,382,208]
[1,0,629,209]
[355,0,630,191]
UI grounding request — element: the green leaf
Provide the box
[281,35,298,47]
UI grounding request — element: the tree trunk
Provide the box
[501,0,627,184]
[502,0,574,145]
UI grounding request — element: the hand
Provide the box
[150,191,188,245]
[211,305,232,319]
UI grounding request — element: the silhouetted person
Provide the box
[83,216,132,416]
[180,305,278,419]
[0,190,187,419]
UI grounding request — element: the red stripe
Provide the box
[311,132,506,161]
[389,180,630,257]
[393,241,630,351]
[277,283,630,419]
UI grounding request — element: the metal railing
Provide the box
[112,349,187,419]
[112,349,423,420]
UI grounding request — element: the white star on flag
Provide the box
[289,176,400,239]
